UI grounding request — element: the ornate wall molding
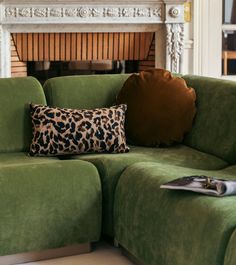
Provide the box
[4,5,163,23]
[166,23,184,73]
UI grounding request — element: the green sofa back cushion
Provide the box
[0,77,46,152]
[183,75,236,164]
[43,74,130,109]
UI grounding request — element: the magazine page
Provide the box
[221,181,236,196]
[160,176,236,197]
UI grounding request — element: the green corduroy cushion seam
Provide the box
[0,160,65,169]
[181,145,230,169]
[0,159,98,170]
[43,80,54,107]
[223,227,236,265]
[0,161,61,168]
[84,158,109,190]
[184,142,231,166]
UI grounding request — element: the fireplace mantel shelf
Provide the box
[0,0,186,77]
[1,1,185,24]
[0,1,186,4]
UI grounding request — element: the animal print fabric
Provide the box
[29,104,129,156]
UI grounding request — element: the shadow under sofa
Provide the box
[1,74,236,265]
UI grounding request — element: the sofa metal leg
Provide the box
[0,243,91,265]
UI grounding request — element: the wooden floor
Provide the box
[16,242,135,265]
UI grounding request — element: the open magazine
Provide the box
[160,175,236,197]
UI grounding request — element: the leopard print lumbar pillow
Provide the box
[29,104,129,156]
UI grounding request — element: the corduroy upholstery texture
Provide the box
[63,144,228,236]
[0,159,101,256]
[44,73,230,237]
[224,229,236,265]
[43,74,130,109]
[116,69,196,146]
[0,77,102,257]
[183,75,236,164]
[114,162,236,265]
[2,73,236,265]
[0,77,46,152]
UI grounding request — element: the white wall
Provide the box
[182,12,193,74]
[192,0,222,77]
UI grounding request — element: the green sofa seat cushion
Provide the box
[183,75,236,164]
[43,74,130,109]
[224,229,236,265]
[114,162,236,265]
[0,152,59,167]
[61,144,228,236]
[0,159,101,256]
[0,77,46,153]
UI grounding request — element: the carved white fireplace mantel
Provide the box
[0,0,186,77]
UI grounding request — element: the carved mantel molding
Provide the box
[0,0,185,77]
[1,3,185,24]
[166,23,184,73]
[4,6,163,21]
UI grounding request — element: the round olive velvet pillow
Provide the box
[116,69,196,146]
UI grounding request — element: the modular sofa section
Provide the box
[182,75,236,164]
[43,74,130,109]
[224,229,236,265]
[0,77,46,153]
[43,74,231,238]
[0,159,102,256]
[66,144,227,237]
[114,162,236,265]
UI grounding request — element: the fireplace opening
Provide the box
[11,32,155,83]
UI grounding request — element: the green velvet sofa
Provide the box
[0,77,102,264]
[1,74,236,265]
